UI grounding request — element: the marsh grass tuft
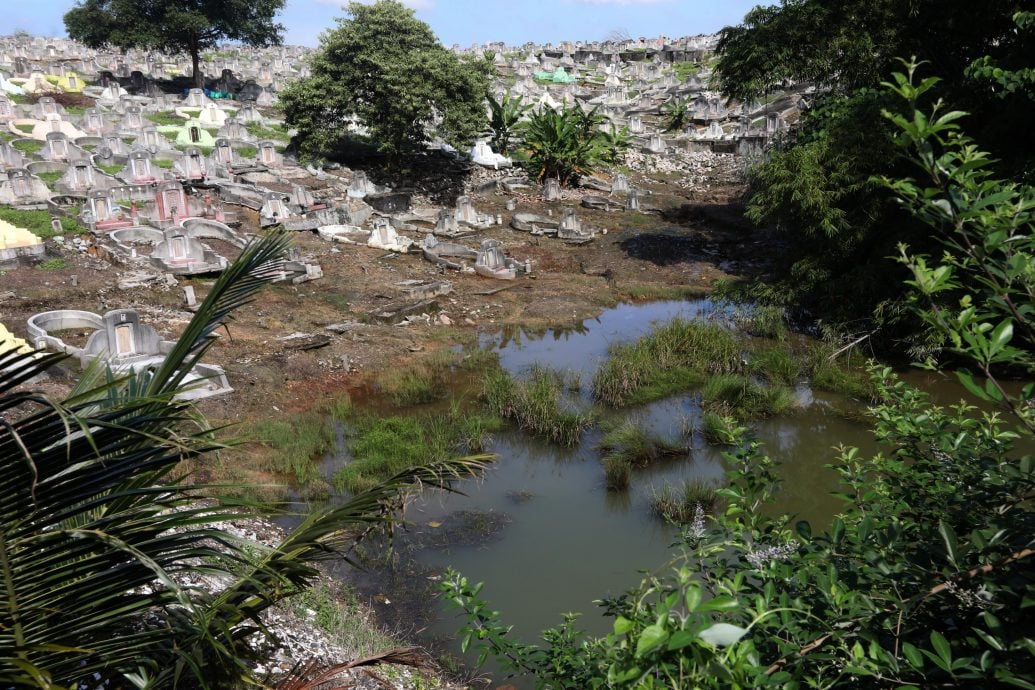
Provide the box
[483,364,589,446]
[378,346,497,406]
[701,412,741,445]
[701,374,796,419]
[807,349,875,400]
[649,479,720,522]
[747,344,803,385]
[333,409,501,494]
[593,319,740,407]
[599,421,686,468]
[252,415,333,486]
[603,456,631,491]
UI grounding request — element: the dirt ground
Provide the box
[0,158,757,434]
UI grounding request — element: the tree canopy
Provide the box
[712,2,1034,347]
[64,0,286,87]
[280,0,489,160]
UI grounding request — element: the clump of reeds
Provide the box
[649,479,720,523]
[592,319,741,407]
[482,365,589,446]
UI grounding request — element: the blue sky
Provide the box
[14,0,766,48]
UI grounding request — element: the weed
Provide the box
[145,112,184,126]
[747,344,802,386]
[234,146,258,159]
[251,415,334,486]
[0,208,86,238]
[593,319,740,407]
[289,580,399,658]
[14,124,34,134]
[806,348,874,400]
[35,171,63,186]
[700,374,796,418]
[737,304,788,340]
[334,411,500,494]
[12,140,43,156]
[619,284,711,301]
[701,412,741,445]
[599,420,685,468]
[97,163,122,175]
[36,258,66,270]
[649,479,719,522]
[483,365,589,446]
[153,158,175,169]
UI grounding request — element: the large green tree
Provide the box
[713,1,1033,348]
[280,0,488,160]
[64,0,286,88]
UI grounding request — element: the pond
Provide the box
[313,299,915,685]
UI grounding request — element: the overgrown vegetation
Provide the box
[483,365,589,446]
[648,479,719,522]
[334,410,501,494]
[518,104,623,185]
[598,421,685,491]
[441,64,1035,690]
[593,320,740,407]
[0,208,86,237]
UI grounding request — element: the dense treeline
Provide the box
[713,0,1034,354]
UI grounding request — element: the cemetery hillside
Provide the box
[0,1,1032,688]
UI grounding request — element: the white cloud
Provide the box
[570,0,669,4]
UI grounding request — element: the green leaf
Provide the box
[938,520,959,568]
[699,596,740,612]
[931,631,952,668]
[698,623,748,647]
[635,624,669,658]
[667,630,697,651]
[903,642,925,670]
[613,616,634,635]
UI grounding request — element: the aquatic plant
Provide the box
[482,365,589,446]
[648,479,720,522]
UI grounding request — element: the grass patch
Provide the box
[12,140,43,156]
[377,347,494,406]
[649,479,719,522]
[251,415,335,486]
[36,258,66,270]
[700,373,796,419]
[288,580,399,659]
[154,158,175,169]
[701,412,741,445]
[35,171,63,186]
[618,284,711,301]
[483,365,590,446]
[97,163,122,175]
[736,304,788,340]
[0,208,86,237]
[600,420,685,468]
[333,410,501,494]
[808,352,874,400]
[674,62,701,82]
[14,123,34,134]
[593,319,740,407]
[146,112,184,126]
[234,146,257,159]
[748,344,802,386]
[246,121,289,142]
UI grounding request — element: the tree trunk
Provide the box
[192,48,203,89]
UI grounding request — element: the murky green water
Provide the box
[317,300,950,684]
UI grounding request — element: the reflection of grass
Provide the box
[649,479,719,522]
[593,320,740,407]
[0,208,86,237]
[483,364,589,446]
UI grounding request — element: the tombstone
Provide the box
[627,189,640,211]
[135,126,164,153]
[627,114,643,133]
[197,103,227,127]
[505,198,518,211]
[647,133,666,154]
[154,181,189,223]
[183,88,209,108]
[123,106,144,130]
[63,160,95,192]
[183,285,197,308]
[259,192,291,223]
[435,209,459,236]
[611,172,629,195]
[0,141,26,170]
[559,207,581,235]
[176,147,207,180]
[765,112,785,134]
[0,97,14,121]
[257,141,281,167]
[8,169,34,198]
[125,151,157,183]
[44,132,73,161]
[455,196,480,225]
[542,178,561,202]
[31,96,60,119]
[212,138,234,165]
